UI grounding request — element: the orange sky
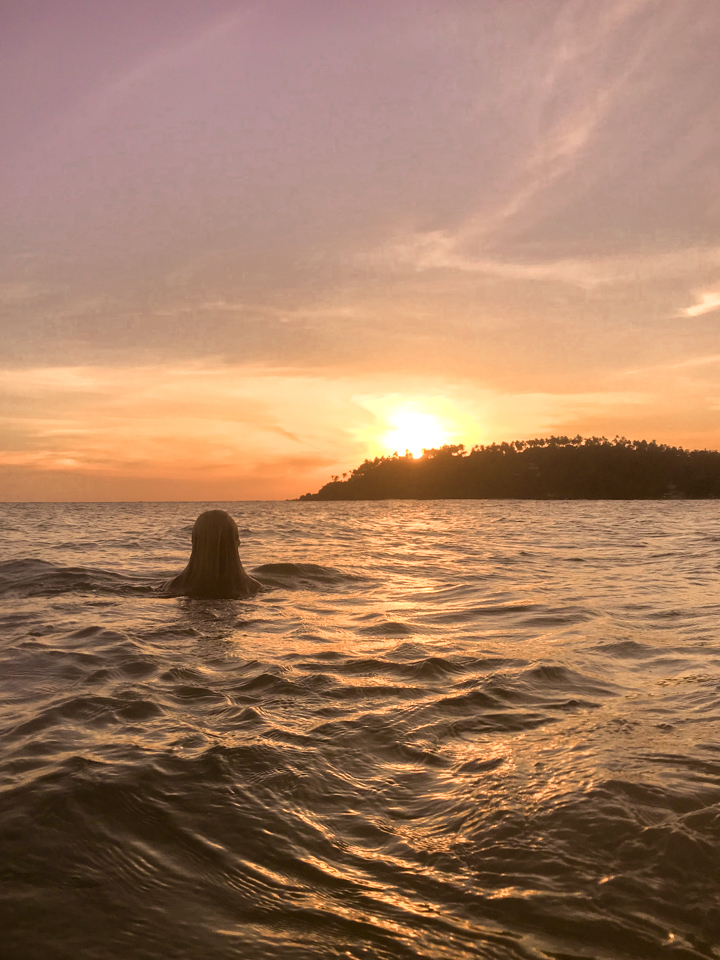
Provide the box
[2,1,720,500]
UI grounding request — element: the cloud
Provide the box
[374,234,720,290]
[625,353,720,375]
[0,363,371,499]
[4,0,720,496]
[681,290,720,318]
[4,357,720,499]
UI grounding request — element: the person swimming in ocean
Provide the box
[165,509,262,599]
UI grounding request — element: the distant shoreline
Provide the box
[298,436,720,501]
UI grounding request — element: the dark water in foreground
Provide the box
[1,500,720,959]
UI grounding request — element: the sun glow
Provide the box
[352,393,482,461]
[381,409,449,458]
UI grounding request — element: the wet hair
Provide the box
[166,510,259,599]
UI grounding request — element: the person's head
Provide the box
[192,509,239,551]
[182,509,245,598]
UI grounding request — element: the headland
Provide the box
[299,436,720,500]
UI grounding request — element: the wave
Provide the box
[0,557,361,600]
[251,562,367,590]
[0,558,158,599]
[3,501,720,958]
[2,712,717,960]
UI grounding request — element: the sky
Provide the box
[2,0,720,500]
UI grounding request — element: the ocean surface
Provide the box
[1,500,720,960]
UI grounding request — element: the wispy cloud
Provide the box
[0,363,364,497]
[681,290,720,318]
[0,281,51,304]
[412,0,661,251]
[623,353,720,376]
[375,237,720,290]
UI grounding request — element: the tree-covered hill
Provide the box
[299,437,720,500]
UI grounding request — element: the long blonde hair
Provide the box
[167,510,258,599]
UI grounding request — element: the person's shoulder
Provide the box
[247,576,263,596]
[160,574,185,596]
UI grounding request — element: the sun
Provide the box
[353,393,480,460]
[381,409,449,458]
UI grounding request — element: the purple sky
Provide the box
[2,0,720,499]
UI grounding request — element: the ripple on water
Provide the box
[1,500,720,958]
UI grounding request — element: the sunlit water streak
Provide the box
[1,500,720,959]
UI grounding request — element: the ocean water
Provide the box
[1,500,720,960]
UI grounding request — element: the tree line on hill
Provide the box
[299,436,720,500]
